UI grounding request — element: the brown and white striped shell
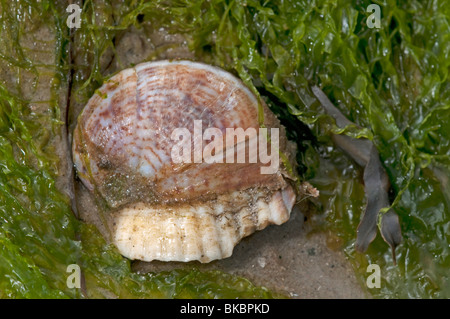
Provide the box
[72,60,297,263]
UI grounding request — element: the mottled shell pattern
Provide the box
[73,60,297,263]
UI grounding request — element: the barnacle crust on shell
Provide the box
[73,60,298,263]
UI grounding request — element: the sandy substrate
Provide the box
[131,204,368,298]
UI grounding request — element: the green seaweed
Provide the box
[131,0,449,298]
[1,0,449,299]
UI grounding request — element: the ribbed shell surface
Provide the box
[73,60,296,262]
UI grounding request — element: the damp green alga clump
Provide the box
[129,0,449,298]
[1,0,449,299]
